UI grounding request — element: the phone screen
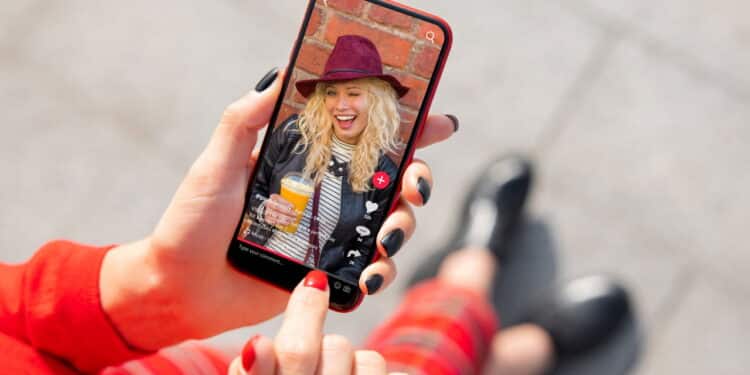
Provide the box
[229,0,449,310]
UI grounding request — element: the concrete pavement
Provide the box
[2,1,748,373]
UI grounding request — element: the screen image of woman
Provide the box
[244,35,409,283]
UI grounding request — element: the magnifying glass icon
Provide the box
[425,31,435,43]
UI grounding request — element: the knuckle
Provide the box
[322,334,352,354]
[221,103,243,125]
[354,350,386,372]
[275,338,318,370]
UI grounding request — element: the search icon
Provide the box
[425,31,435,43]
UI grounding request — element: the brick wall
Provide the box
[275,0,445,154]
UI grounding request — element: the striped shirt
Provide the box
[266,136,354,265]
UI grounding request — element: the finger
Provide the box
[266,204,297,225]
[375,198,415,258]
[399,159,432,207]
[415,114,458,149]
[271,195,295,212]
[228,335,276,375]
[316,334,354,375]
[352,350,387,375]
[274,270,330,375]
[358,256,396,295]
[201,68,285,173]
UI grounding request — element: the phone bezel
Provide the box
[227,0,453,312]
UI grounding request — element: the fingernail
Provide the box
[445,114,459,132]
[241,335,260,371]
[304,270,328,291]
[417,177,431,205]
[255,67,279,92]
[365,274,384,295]
[381,229,404,257]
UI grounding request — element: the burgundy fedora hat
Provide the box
[295,35,409,98]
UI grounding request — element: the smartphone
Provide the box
[227,0,452,311]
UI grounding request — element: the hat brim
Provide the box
[295,71,409,99]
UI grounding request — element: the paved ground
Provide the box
[2,1,748,373]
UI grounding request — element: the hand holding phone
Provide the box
[229,0,453,311]
[100,71,456,349]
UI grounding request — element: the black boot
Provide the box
[523,275,631,357]
[408,154,533,286]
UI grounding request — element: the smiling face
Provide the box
[324,80,370,144]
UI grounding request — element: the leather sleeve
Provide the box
[331,156,400,282]
[247,114,299,223]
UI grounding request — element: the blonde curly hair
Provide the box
[295,77,403,192]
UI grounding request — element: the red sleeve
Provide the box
[0,240,152,373]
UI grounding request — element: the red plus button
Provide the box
[372,172,390,190]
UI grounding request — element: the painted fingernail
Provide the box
[365,274,384,295]
[417,177,431,205]
[445,114,459,132]
[304,270,328,291]
[242,335,260,371]
[381,229,405,257]
[255,67,279,92]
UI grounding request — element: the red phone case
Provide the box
[237,0,453,312]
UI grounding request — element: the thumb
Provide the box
[202,68,284,173]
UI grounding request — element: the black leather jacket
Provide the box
[245,115,398,282]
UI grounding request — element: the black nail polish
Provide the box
[365,274,384,295]
[445,114,459,132]
[417,177,431,205]
[255,67,279,92]
[381,229,404,257]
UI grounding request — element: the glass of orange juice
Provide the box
[277,172,315,233]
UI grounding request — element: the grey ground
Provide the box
[1,1,749,374]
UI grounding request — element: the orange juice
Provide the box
[277,173,314,233]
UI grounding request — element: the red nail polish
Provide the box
[242,335,259,371]
[304,270,328,291]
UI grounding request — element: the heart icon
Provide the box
[365,201,378,214]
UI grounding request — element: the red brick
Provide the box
[399,123,414,144]
[399,108,417,127]
[283,75,309,105]
[324,14,413,68]
[396,74,428,109]
[413,45,440,79]
[417,21,445,46]
[276,103,300,128]
[296,41,331,76]
[292,85,308,104]
[326,0,364,16]
[306,7,324,37]
[368,5,413,30]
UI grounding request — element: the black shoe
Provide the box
[523,275,631,356]
[407,155,533,286]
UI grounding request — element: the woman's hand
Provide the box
[228,271,388,375]
[264,194,297,227]
[98,68,457,350]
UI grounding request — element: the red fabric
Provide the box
[366,280,499,375]
[0,241,151,374]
